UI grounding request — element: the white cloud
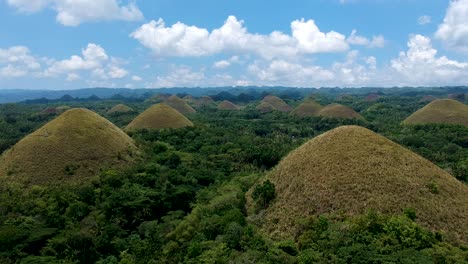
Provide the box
[132,75,142,81]
[213,56,240,69]
[291,19,349,53]
[108,65,128,79]
[347,30,385,48]
[7,0,143,26]
[247,60,334,87]
[66,73,80,81]
[435,0,468,52]
[131,16,380,59]
[418,15,431,25]
[214,60,231,69]
[0,46,41,78]
[45,43,129,81]
[151,66,205,88]
[391,34,468,85]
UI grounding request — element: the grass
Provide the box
[107,104,133,114]
[256,101,276,113]
[403,99,468,126]
[262,95,292,112]
[218,100,240,110]
[165,95,197,114]
[249,125,468,242]
[0,108,138,186]
[317,104,363,119]
[126,103,193,131]
[290,100,323,117]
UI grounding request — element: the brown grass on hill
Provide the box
[403,99,468,126]
[192,96,216,108]
[218,100,240,110]
[290,99,323,117]
[248,126,468,242]
[365,93,380,101]
[126,103,193,131]
[107,104,133,114]
[262,95,292,112]
[55,106,71,114]
[145,94,170,103]
[0,108,138,186]
[256,101,276,113]
[317,104,363,119]
[165,95,196,114]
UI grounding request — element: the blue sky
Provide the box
[1,0,468,89]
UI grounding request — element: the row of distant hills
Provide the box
[1,86,467,104]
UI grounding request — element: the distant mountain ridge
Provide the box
[0,86,467,104]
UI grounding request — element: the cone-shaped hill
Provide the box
[145,94,170,104]
[256,101,276,113]
[261,95,292,112]
[251,126,468,241]
[107,104,133,114]
[0,108,138,185]
[403,99,468,126]
[126,103,193,131]
[165,95,196,114]
[218,100,240,110]
[317,104,363,119]
[290,100,323,117]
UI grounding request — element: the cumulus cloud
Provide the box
[213,56,240,69]
[132,75,142,81]
[347,30,385,48]
[435,0,468,52]
[391,34,468,85]
[7,0,143,26]
[418,15,431,25]
[0,46,41,78]
[45,43,128,80]
[151,66,205,88]
[247,60,334,87]
[131,16,380,59]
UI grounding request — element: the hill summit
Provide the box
[0,108,138,185]
[290,99,323,117]
[126,103,193,130]
[107,104,133,114]
[317,104,363,119]
[261,95,292,112]
[165,95,196,114]
[252,126,468,241]
[403,99,468,126]
[218,100,240,110]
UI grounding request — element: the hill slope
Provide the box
[290,100,323,117]
[107,104,133,114]
[252,126,468,241]
[262,96,292,112]
[256,101,276,113]
[165,95,196,114]
[0,108,138,185]
[317,104,363,119]
[218,100,240,110]
[403,99,468,126]
[126,103,193,130]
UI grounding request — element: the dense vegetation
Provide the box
[0,90,467,263]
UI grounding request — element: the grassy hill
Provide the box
[290,99,323,117]
[218,100,240,110]
[403,99,468,126]
[262,95,292,112]
[256,101,276,113]
[126,103,193,130]
[107,104,133,114]
[0,108,138,185]
[165,95,196,114]
[317,103,363,119]
[250,126,468,242]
